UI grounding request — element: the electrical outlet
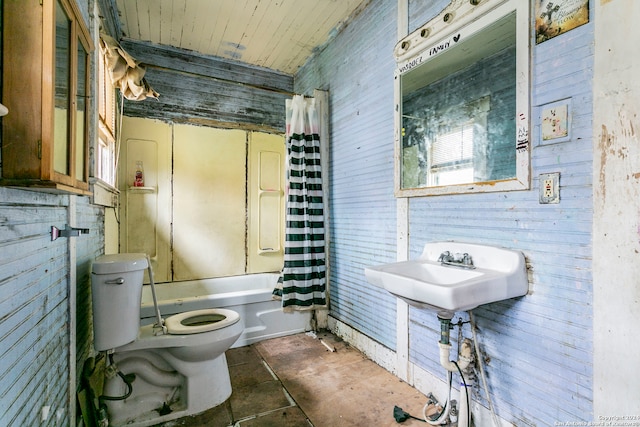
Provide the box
[543,178,554,198]
[539,173,560,204]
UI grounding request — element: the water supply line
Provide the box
[422,311,475,426]
[97,353,135,425]
[146,255,167,335]
[438,338,474,427]
[422,371,453,425]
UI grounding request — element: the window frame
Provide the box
[51,0,93,190]
[393,0,530,197]
[91,33,120,192]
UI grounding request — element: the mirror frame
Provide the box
[394,0,530,197]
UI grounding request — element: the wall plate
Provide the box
[538,98,572,145]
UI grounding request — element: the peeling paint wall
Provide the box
[407,2,595,418]
[297,0,597,424]
[120,39,293,133]
[593,0,640,417]
[0,188,103,426]
[0,0,104,425]
[295,0,400,350]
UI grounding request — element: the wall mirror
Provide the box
[394,0,529,197]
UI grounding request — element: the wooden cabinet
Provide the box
[1,0,93,195]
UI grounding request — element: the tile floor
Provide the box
[156,331,431,427]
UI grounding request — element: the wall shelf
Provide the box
[128,186,156,193]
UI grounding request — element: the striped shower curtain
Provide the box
[273,95,327,310]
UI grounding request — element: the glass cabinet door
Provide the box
[54,0,72,176]
[76,41,89,182]
[1,0,93,194]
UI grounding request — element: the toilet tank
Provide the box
[91,253,149,351]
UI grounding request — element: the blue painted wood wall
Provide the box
[0,0,104,424]
[0,0,596,424]
[0,5,289,423]
[296,0,400,350]
[296,0,594,425]
[0,188,103,426]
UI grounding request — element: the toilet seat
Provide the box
[165,308,240,335]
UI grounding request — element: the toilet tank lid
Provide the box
[92,253,149,274]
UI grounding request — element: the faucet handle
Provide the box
[438,251,451,262]
[461,253,473,266]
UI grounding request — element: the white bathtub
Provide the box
[139,273,312,347]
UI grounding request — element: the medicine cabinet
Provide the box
[1,0,93,195]
[394,0,529,197]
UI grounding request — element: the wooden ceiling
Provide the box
[110,0,367,74]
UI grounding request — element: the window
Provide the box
[429,124,475,186]
[95,35,119,188]
[410,95,491,187]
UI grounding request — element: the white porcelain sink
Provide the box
[365,242,528,313]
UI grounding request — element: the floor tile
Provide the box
[227,345,261,367]
[153,331,432,427]
[236,406,310,427]
[228,353,275,389]
[254,333,429,427]
[230,380,293,421]
[155,400,232,427]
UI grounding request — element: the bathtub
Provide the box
[139,273,312,348]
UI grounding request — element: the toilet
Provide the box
[91,253,243,427]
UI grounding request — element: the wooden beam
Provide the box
[96,0,122,38]
[121,38,294,94]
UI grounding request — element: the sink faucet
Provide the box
[438,251,475,269]
[438,251,454,263]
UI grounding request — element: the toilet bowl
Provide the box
[91,253,243,427]
[117,309,243,363]
[165,308,240,334]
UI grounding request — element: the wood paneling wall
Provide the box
[0,188,103,426]
[407,3,594,424]
[296,0,594,424]
[119,39,293,133]
[0,1,103,425]
[74,197,104,374]
[295,0,400,350]
[0,189,69,426]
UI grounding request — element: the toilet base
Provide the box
[105,351,232,427]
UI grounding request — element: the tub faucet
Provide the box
[438,251,475,269]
